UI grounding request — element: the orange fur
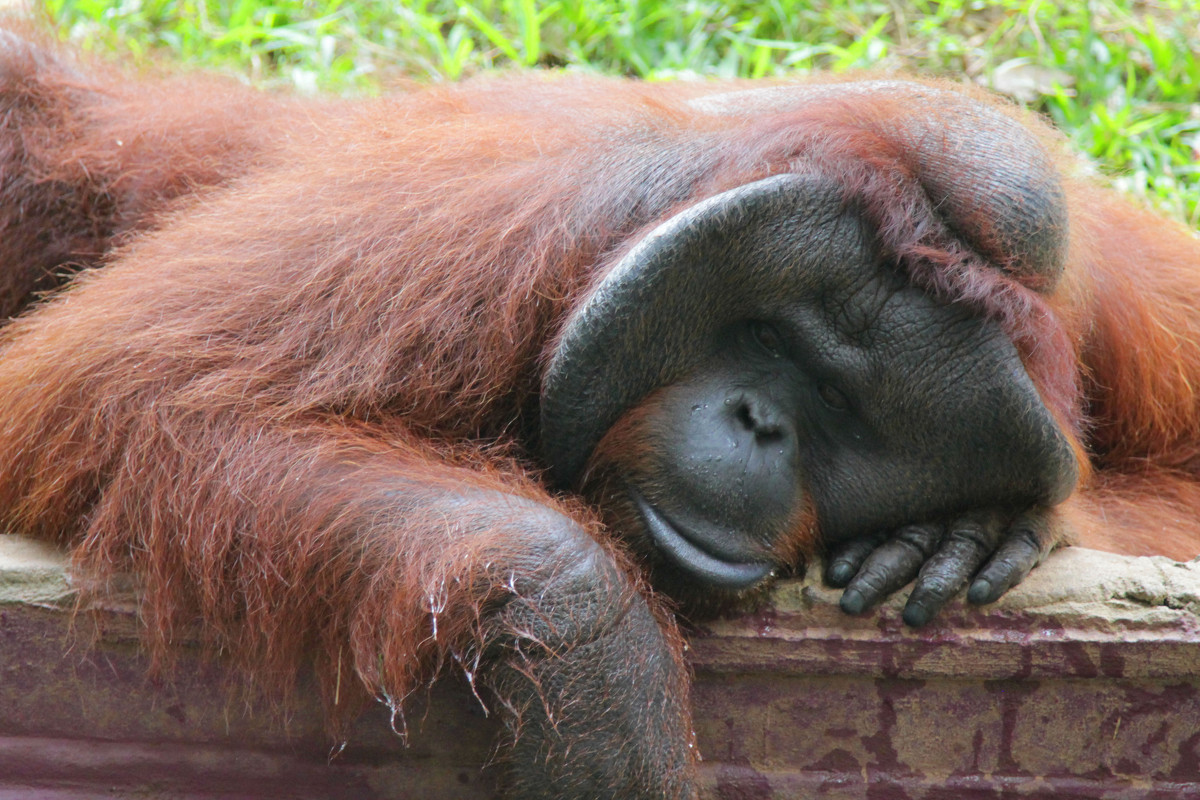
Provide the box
[2,28,1200,793]
[1040,184,1200,559]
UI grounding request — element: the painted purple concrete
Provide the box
[2,536,1198,798]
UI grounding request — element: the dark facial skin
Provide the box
[545,174,1079,625]
[595,265,1079,625]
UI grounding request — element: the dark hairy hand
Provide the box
[824,508,1058,627]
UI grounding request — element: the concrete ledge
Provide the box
[2,534,1198,798]
[0,534,71,604]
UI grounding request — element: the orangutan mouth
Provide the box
[631,491,773,590]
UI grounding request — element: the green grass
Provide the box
[44,0,1200,225]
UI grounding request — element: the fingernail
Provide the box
[827,561,854,586]
[967,578,992,605]
[902,604,931,628]
[840,588,866,615]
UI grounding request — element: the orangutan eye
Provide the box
[749,321,785,358]
[818,383,851,411]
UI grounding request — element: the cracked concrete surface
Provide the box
[2,533,1199,798]
[3,531,1199,623]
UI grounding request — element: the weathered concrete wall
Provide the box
[690,547,1200,799]
[2,534,1198,798]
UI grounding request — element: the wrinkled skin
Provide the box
[548,174,1077,626]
